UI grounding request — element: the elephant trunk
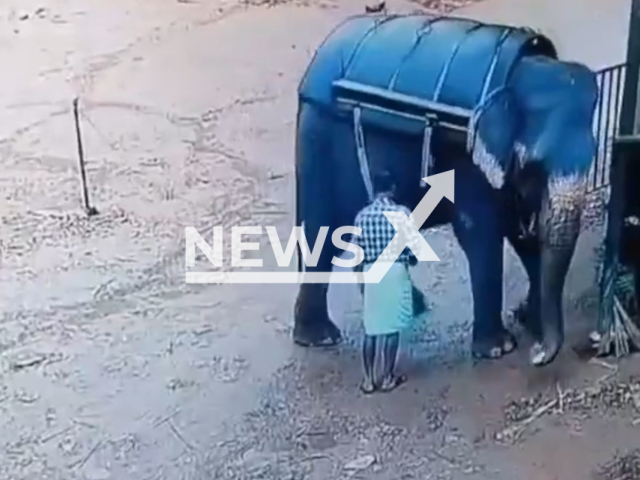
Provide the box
[531,173,586,366]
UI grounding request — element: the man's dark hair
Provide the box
[372,170,395,195]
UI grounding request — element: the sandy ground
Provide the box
[1,0,640,479]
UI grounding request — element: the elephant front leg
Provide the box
[506,231,542,341]
[530,174,585,366]
[452,164,516,359]
[502,183,542,341]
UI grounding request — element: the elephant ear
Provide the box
[467,87,521,190]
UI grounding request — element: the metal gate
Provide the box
[589,62,627,192]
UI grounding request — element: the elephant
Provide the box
[291,13,599,367]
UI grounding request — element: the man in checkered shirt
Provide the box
[350,171,423,394]
[353,191,422,266]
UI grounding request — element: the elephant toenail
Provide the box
[530,343,546,364]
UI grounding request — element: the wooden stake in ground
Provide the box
[72,97,98,216]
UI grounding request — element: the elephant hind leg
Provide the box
[294,283,341,347]
[292,102,342,348]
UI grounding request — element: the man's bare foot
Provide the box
[380,374,407,392]
[360,378,376,394]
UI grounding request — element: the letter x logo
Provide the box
[362,170,455,283]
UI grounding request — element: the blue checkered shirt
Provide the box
[351,194,418,266]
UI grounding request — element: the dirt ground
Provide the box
[1,0,640,479]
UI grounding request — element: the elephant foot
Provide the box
[472,331,518,360]
[529,338,562,367]
[293,284,341,347]
[293,317,341,347]
[501,332,518,354]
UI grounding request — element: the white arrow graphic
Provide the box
[410,170,456,226]
[186,170,454,284]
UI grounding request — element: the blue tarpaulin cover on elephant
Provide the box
[296,13,559,203]
[298,14,556,119]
